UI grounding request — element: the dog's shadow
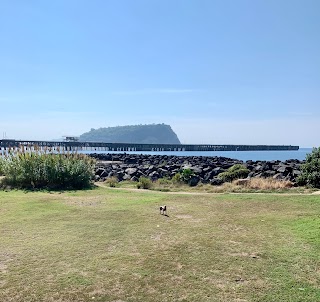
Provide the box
[162,214,170,217]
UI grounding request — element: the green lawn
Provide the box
[0,187,319,302]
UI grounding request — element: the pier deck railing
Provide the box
[0,139,299,152]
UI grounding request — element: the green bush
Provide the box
[172,168,198,186]
[137,176,152,189]
[297,147,320,188]
[0,149,96,190]
[172,168,197,186]
[181,168,195,183]
[105,176,119,187]
[156,177,172,185]
[172,172,183,184]
[218,164,250,182]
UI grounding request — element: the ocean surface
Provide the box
[1,148,313,162]
[87,148,313,162]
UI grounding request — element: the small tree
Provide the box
[297,147,320,188]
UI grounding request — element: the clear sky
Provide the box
[0,0,319,147]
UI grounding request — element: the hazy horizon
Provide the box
[0,1,319,148]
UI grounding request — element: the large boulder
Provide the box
[125,168,138,176]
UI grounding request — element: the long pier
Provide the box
[0,139,299,152]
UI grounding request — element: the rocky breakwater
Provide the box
[90,153,303,185]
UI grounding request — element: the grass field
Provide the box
[0,187,319,302]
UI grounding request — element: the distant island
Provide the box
[79,123,181,144]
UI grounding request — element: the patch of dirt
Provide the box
[151,233,163,241]
[229,252,261,259]
[0,262,8,274]
[0,252,16,274]
[62,196,103,207]
[312,190,320,195]
[176,214,193,219]
[219,224,247,232]
[65,201,102,207]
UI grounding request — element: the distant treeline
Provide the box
[79,123,181,144]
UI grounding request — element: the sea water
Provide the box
[1,148,313,162]
[86,148,313,162]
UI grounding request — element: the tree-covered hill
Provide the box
[79,124,181,144]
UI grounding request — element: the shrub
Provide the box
[172,169,197,186]
[297,147,320,188]
[0,149,96,190]
[218,164,249,182]
[137,176,152,189]
[156,177,172,185]
[105,176,119,187]
[172,172,183,184]
[180,168,195,183]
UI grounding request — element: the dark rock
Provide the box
[245,164,255,171]
[255,165,263,172]
[95,168,105,176]
[264,170,276,177]
[190,166,203,175]
[124,157,137,164]
[157,168,170,177]
[188,175,200,187]
[248,172,255,178]
[131,176,139,182]
[277,166,286,173]
[149,171,160,180]
[116,171,125,181]
[293,169,301,176]
[273,173,283,180]
[122,174,131,181]
[210,178,224,186]
[100,170,108,178]
[204,171,215,182]
[213,167,224,175]
[125,168,137,175]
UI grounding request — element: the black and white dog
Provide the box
[159,205,167,215]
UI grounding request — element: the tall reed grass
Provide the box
[236,177,294,190]
[0,146,96,189]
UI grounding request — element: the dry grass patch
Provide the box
[234,177,294,190]
[118,177,309,194]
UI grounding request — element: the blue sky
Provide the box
[0,0,319,147]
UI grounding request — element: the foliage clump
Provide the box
[0,148,96,190]
[137,176,153,189]
[105,176,119,187]
[172,172,182,184]
[218,164,250,182]
[173,168,195,184]
[297,147,320,188]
